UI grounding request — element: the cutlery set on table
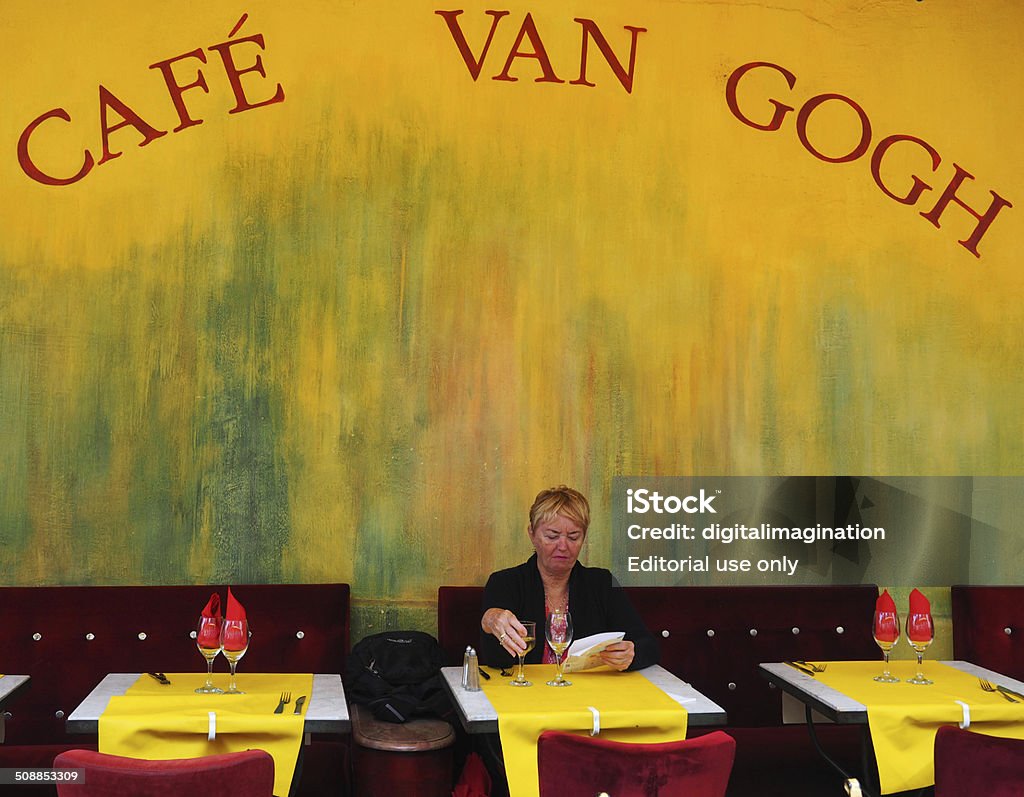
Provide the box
[784,661,827,676]
[274,691,307,714]
[978,678,1024,703]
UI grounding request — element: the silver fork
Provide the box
[796,661,828,673]
[979,678,1018,702]
[274,691,292,713]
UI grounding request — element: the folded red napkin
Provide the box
[201,592,222,619]
[452,752,491,797]
[874,589,899,642]
[196,592,222,648]
[909,588,930,615]
[907,588,932,642]
[222,587,248,651]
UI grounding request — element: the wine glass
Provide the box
[905,611,934,685]
[545,610,573,687]
[872,607,901,683]
[195,614,224,694]
[510,621,536,687]
[220,618,249,695]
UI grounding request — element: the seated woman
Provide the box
[480,485,658,672]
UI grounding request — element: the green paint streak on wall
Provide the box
[129,370,188,583]
[350,603,438,649]
[0,274,33,577]
[195,157,292,584]
[818,304,855,463]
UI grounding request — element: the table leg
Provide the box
[803,705,879,797]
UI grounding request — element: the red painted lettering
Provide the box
[434,9,510,81]
[17,14,285,187]
[494,13,563,83]
[149,48,210,132]
[870,134,940,205]
[17,108,95,186]
[725,61,1012,258]
[569,18,647,94]
[207,15,285,114]
[98,85,167,165]
[920,164,1013,258]
[796,93,871,164]
[725,61,796,132]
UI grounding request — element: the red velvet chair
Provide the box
[53,749,275,796]
[536,730,735,797]
[934,725,1024,797]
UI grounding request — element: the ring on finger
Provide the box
[499,632,508,642]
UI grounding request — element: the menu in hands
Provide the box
[561,631,625,673]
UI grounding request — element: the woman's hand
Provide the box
[482,607,528,655]
[599,640,635,671]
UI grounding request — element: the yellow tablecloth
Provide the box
[813,661,1024,794]
[99,672,312,797]
[482,664,688,797]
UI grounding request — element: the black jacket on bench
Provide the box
[479,553,659,671]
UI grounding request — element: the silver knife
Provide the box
[293,695,307,714]
[998,685,1024,701]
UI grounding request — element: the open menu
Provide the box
[560,631,625,673]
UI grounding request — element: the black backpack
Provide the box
[345,630,452,723]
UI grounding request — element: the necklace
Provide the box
[544,589,568,614]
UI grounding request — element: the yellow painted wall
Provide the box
[1,2,1021,647]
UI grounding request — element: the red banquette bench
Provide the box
[438,584,880,797]
[0,584,350,797]
[952,585,1024,679]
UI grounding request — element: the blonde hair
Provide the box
[529,485,590,533]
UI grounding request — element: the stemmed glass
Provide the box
[872,606,901,683]
[510,621,536,687]
[906,610,934,685]
[195,614,224,694]
[220,618,249,695]
[545,610,573,687]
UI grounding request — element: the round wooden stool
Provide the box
[351,703,455,797]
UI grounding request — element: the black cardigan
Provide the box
[479,554,659,671]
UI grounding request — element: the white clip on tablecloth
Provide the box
[954,700,970,729]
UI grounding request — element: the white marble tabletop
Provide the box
[441,664,727,734]
[66,673,349,735]
[0,675,31,708]
[759,660,1024,724]
[1,675,31,743]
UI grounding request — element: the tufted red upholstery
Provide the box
[437,586,487,666]
[625,585,880,727]
[537,729,735,797]
[0,584,350,797]
[951,585,1024,679]
[53,748,275,796]
[934,725,1024,796]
